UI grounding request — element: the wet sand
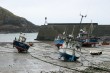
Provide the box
[0,42,110,73]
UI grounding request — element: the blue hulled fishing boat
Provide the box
[59,48,79,61]
[13,33,30,53]
[54,34,65,49]
[13,40,30,52]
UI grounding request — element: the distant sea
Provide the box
[0,33,38,42]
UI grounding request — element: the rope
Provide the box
[76,49,110,72]
[29,53,91,73]
[31,42,110,72]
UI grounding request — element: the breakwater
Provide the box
[36,23,110,41]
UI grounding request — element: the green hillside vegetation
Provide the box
[0,7,39,33]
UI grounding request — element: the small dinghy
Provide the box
[90,50,102,55]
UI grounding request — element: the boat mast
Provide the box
[90,20,94,35]
[80,14,87,29]
[78,14,87,38]
[71,25,75,39]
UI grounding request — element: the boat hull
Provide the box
[82,42,98,47]
[54,39,64,49]
[90,52,102,55]
[80,38,99,47]
[59,52,79,61]
[54,39,64,45]
[59,49,79,62]
[13,40,30,52]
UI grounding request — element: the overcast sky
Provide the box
[0,0,110,25]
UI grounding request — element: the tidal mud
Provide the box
[0,42,110,73]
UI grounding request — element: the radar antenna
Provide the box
[80,14,87,23]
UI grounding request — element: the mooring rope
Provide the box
[30,43,110,73]
[29,53,91,73]
[76,49,110,72]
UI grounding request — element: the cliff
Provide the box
[0,7,39,33]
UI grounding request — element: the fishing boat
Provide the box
[13,33,30,53]
[77,19,99,47]
[58,38,79,62]
[54,25,79,61]
[54,34,65,49]
[77,29,99,47]
[77,15,99,47]
[13,40,30,52]
[58,47,79,62]
[58,33,79,61]
[101,37,110,45]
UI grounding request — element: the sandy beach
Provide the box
[0,42,110,73]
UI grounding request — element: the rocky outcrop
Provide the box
[0,7,39,33]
